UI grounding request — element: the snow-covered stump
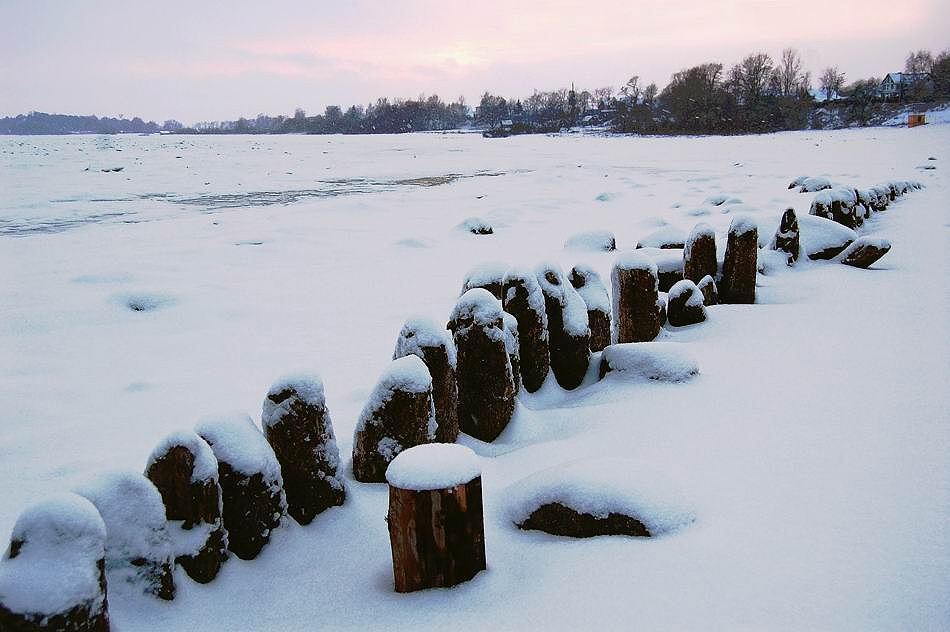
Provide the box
[385,444,486,593]
[0,494,110,632]
[696,275,719,306]
[502,312,522,393]
[839,237,892,269]
[666,280,707,327]
[569,265,611,352]
[769,208,801,265]
[393,317,460,443]
[195,415,287,561]
[352,355,437,482]
[460,262,508,301]
[262,375,345,526]
[501,268,550,393]
[612,252,662,343]
[75,472,176,601]
[448,289,517,442]
[535,263,591,390]
[145,431,228,584]
[683,223,717,283]
[721,217,758,304]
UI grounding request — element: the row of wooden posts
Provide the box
[0,180,921,630]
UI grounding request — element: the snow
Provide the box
[146,430,219,483]
[1,128,948,630]
[600,342,700,382]
[74,470,174,596]
[0,493,106,616]
[563,229,616,251]
[195,413,283,481]
[385,443,481,491]
[506,458,696,536]
[393,316,457,368]
[636,225,686,249]
[501,311,519,355]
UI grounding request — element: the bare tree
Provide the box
[905,50,934,74]
[621,76,641,102]
[775,48,805,97]
[819,67,846,101]
[642,83,658,106]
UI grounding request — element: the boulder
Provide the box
[839,237,892,268]
[145,431,228,584]
[0,494,110,632]
[611,252,662,343]
[196,414,287,560]
[535,263,591,390]
[666,280,707,327]
[448,289,517,441]
[683,223,717,283]
[352,355,436,482]
[502,268,550,392]
[393,317,460,443]
[569,264,611,352]
[721,216,758,304]
[769,208,800,264]
[262,374,346,525]
[75,471,176,600]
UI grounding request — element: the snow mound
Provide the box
[393,316,457,368]
[146,430,218,483]
[113,292,175,313]
[703,194,729,206]
[457,217,494,235]
[195,413,282,480]
[799,214,857,260]
[0,493,106,617]
[599,342,699,382]
[798,177,832,192]
[385,443,481,491]
[564,229,617,251]
[637,225,686,249]
[506,458,695,536]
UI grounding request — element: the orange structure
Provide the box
[908,114,926,128]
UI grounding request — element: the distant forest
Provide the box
[3,48,949,137]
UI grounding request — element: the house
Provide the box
[879,72,932,100]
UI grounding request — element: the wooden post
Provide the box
[683,223,717,283]
[502,268,550,393]
[385,444,486,593]
[721,216,758,304]
[612,252,662,343]
[535,263,590,390]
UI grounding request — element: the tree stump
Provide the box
[448,289,516,442]
[263,374,346,525]
[502,268,550,392]
[352,355,436,482]
[839,237,892,268]
[666,280,707,327]
[536,263,591,390]
[75,471,176,601]
[611,252,662,343]
[683,223,717,283]
[502,311,522,392]
[145,431,228,584]
[393,317,460,443]
[569,264,611,352]
[460,262,507,301]
[769,208,800,265]
[385,444,486,593]
[721,216,758,304]
[196,415,287,560]
[697,275,719,306]
[0,494,110,632]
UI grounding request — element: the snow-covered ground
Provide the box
[1,128,947,630]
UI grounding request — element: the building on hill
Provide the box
[879,72,932,101]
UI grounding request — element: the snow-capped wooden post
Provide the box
[666,280,707,326]
[76,471,177,601]
[683,223,717,283]
[385,444,485,593]
[569,264,611,352]
[0,494,110,632]
[393,317,460,443]
[460,262,508,301]
[196,414,287,560]
[769,208,800,265]
[502,268,550,392]
[263,374,346,525]
[721,216,758,304]
[352,355,436,482]
[612,252,662,343]
[536,263,591,390]
[502,312,522,393]
[145,431,229,584]
[448,289,517,441]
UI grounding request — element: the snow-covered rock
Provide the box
[457,217,494,235]
[798,176,832,193]
[564,229,617,252]
[599,342,700,382]
[636,225,686,250]
[799,214,856,260]
[666,280,706,327]
[839,237,892,269]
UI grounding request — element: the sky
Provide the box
[1,0,948,123]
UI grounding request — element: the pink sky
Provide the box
[1,0,947,122]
